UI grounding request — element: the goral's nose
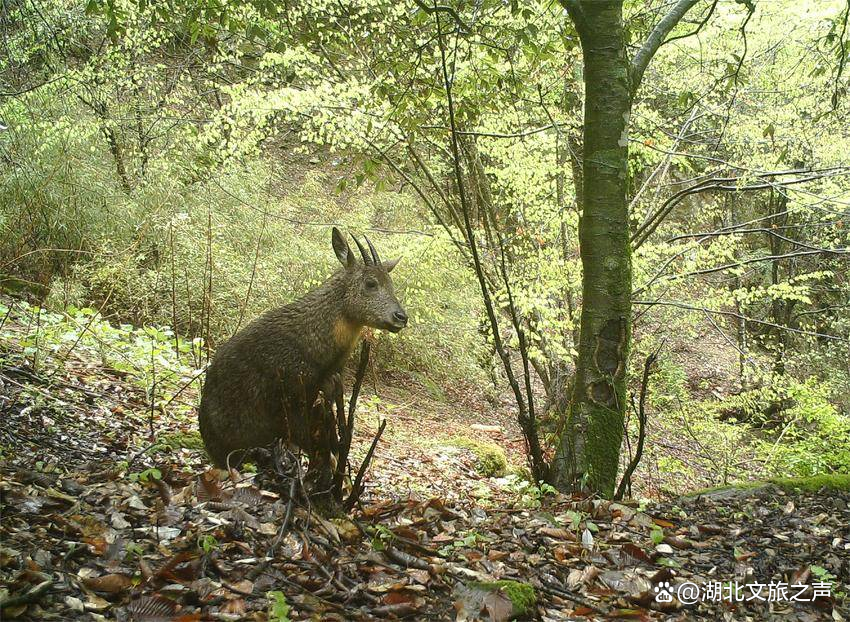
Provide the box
[393,310,408,325]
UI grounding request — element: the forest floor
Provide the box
[1,300,849,621]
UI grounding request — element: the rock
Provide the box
[474,580,537,620]
[446,437,507,477]
[64,596,85,612]
[470,424,503,434]
[454,579,537,621]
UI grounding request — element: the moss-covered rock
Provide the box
[768,474,850,492]
[157,431,206,451]
[449,437,508,477]
[469,580,537,618]
[689,474,850,498]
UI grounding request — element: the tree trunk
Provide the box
[728,195,749,385]
[767,189,791,374]
[552,0,632,496]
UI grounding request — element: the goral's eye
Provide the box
[365,277,378,290]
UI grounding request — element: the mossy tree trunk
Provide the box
[552,0,700,496]
[552,0,632,496]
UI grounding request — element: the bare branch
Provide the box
[666,227,846,254]
[634,300,849,342]
[434,6,547,481]
[631,0,702,95]
[632,108,701,213]
[405,142,466,231]
[412,0,470,32]
[832,0,850,109]
[662,0,719,47]
[558,0,589,40]
[632,167,850,249]
[363,138,467,256]
[343,419,386,511]
[614,347,660,501]
[420,123,559,139]
[674,247,849,279]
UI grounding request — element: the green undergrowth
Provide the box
[0,297,202,413]
[632,343,850,494]
[766,474,850,492]
[2,106,488,393]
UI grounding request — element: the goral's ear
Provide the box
[332,227,355,267]
[383,257,401,273]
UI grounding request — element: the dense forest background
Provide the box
[3,0,849,493]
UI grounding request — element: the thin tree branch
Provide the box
[234,211,266,334]
[558,0,589,40]
[632,108,701,212]
[794,304,849,319]
[420,123,559,139]
[662,0,719,47]
[343,419,386,511]
[631,0,702,95]
[633,299,848,342]
[404,142,466,233]
[364,138,467,257]
[433,5,545,480]
[676,247,849,279]
[832,0,850,109]
[632,167,850,249]
[666,227,844,253]
[614,347,660,501]
[412,0,470,32]
[333,342,370,498]
[495,229,547,479]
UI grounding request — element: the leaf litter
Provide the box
[1,305,849,621]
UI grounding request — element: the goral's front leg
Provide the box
[318,372,343,405]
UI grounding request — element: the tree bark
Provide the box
[767,189,791,374]
[552,0,633,496]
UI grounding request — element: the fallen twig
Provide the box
[385,545,431,570]
[0,580,53,610]
[539,577,608,615]
[248,452,301,581]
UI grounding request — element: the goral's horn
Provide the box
[351,234,373,265]
[365,236,381,265]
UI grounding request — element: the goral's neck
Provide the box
[295,272,363,371]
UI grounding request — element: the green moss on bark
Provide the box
[585,403,625,497]
[769,474,850,491]
[550,0,633,498]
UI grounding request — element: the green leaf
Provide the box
[267,591,291,622]
[762,123,775,140]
